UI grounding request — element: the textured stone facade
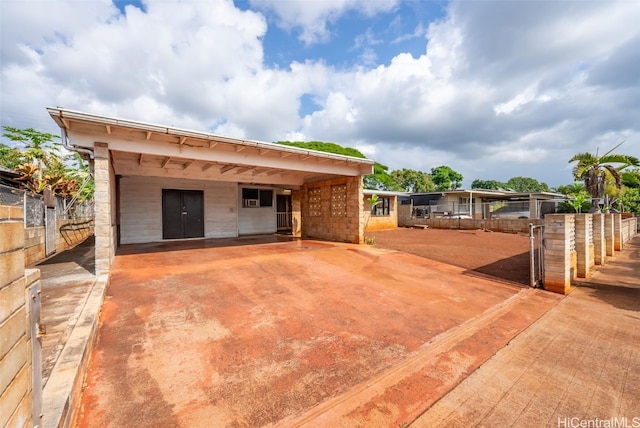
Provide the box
[301,176,364,244]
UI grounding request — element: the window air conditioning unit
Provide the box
[244,199,259,207]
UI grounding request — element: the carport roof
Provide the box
[47,108,374,186]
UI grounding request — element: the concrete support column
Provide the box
[93,143,113,275]
[544,214,575,294]
[529,198,538,219]
[604,214,615,257]
[613,213,623,251]
[592,213,605,265]
[575,214,594,278]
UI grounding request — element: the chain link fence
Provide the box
[411,199,562,220]
[1,183,93,227]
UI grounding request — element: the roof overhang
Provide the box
[47,108,374,187]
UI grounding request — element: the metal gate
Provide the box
[29,280,43,427]
[45,207,56,257]
[529,223,544,288]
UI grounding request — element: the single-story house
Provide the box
[363,189,408,232]
[48,108,374,275]
[404,189,564,220]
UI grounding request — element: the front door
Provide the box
[162,189,204,239]
[276,194,292,231]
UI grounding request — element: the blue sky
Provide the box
[1,0,639,187]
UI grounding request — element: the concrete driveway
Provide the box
[75,236,560,427]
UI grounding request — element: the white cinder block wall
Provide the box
[119,176,238,244]
[237,186,277,235]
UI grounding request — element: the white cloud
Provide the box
[1,0,638,189]
[250,0,398,44]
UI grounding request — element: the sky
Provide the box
[1,0,639,188]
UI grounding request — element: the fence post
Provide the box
[592,213,605,265]
[575,214,593,278]
[543,214,575,294]
[613,213,623,251]
[604,214,615,257]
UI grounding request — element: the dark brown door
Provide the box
[162,189,204,239]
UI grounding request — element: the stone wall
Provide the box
[22,220,94,267]
[402,216,542,234]
[301,176,364,244]
[0,205,41,427]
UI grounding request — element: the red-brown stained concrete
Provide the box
[75,236,560,427]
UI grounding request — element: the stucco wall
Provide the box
[119,176,238,244]
[363,195,398,232]
[302,176,364,244]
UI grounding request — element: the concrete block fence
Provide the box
[543,213,638,294]
[1,205,41,427]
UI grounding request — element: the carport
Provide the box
[47,108,374,274]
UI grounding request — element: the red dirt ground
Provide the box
[373,227,531,285]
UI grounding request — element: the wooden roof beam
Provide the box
[220,165,236,174]
[161,157,171,168]
[235,166,252,174]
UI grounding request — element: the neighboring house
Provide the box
[405,189,564,220]
[48,108,374,275]
[363,189,407,231]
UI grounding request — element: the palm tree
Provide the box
[569,142,639,211]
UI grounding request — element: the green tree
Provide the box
[2,126,61,169]
[0,143,26,170]
[276,140,396,191]
[619,187,640,214]
[569,143,639,205]
[390,168,435,192]
[276,140,366,159]
[555,182,587,195]
[430,165,463,191]
[504,176,550,192]
[364,163,395,190]
[622,168,640,189]
[471,179,506,190]
[1,126,93,200]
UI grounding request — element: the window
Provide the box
[242,188,273,207]
[372,197,390,216]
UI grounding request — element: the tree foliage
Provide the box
[430,165,463,191]
[364,162,395,190]
[504,176,550,192]
[569,143,639,201]
[0,143,26,170]
[277,141,366,159]
[471,179,505,190]
[619,187,640,214]
[390,168,434,192]
[1,126,93,200]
